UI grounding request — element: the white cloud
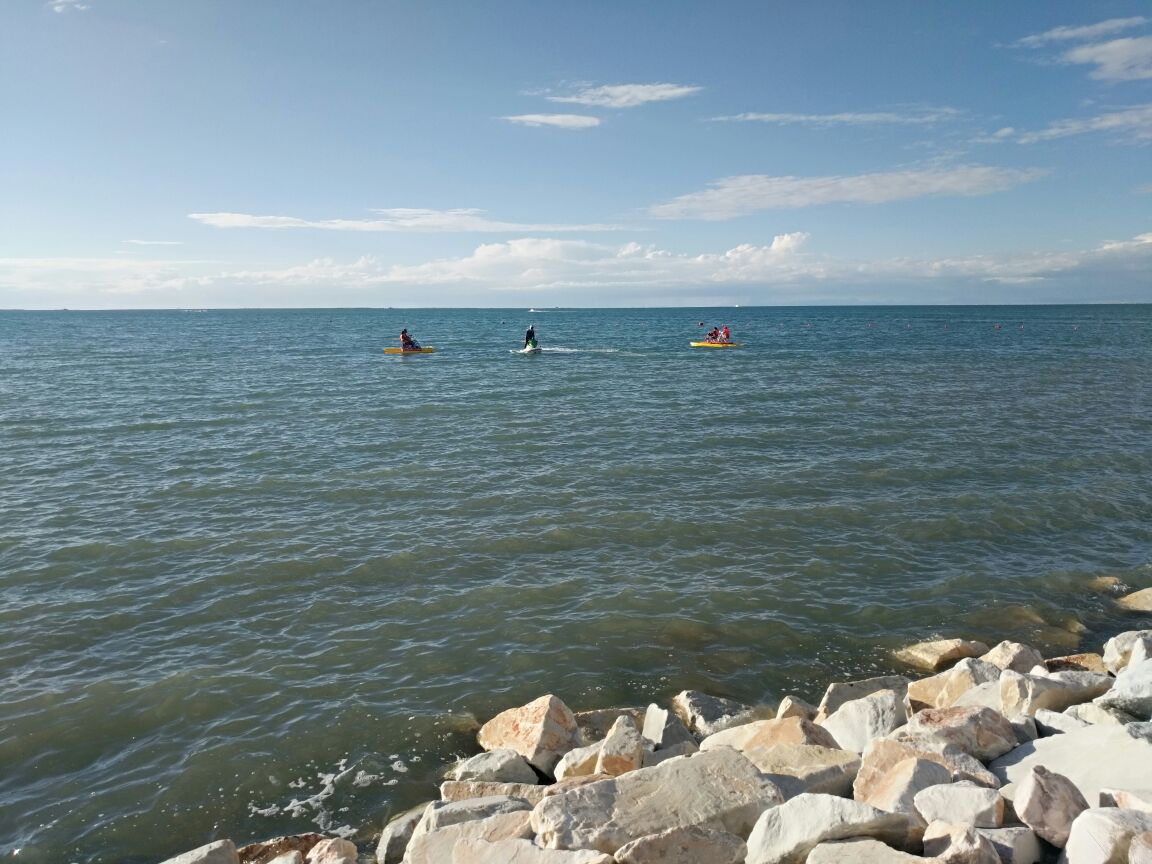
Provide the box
[1012,103,1152,143]
[502,114,601,129]
[1062,36,1152,81]
[48,0,89,11]
[543,83,702,109]
[649,165,1045,221]
[188,208,622,233]
[1017,17,1147,47]
[710,108,961,127]
[124,239,184,246]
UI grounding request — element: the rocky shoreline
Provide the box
[162,588,1152,864]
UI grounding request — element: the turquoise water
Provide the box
[1,305,1150,862]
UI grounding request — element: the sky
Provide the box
[1,0,1150,309]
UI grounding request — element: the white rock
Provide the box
[1061,807,1152,863]
[999,670,1113,717]
[1013,765,1088,848]
[1102,631,1152,675]
[1034,709,1089,737]
[937,660,1004,709]
[951,681,1006,713]
[159,841,239,864]
[1094,659,1152,721]
[376,803,428,864]
[858,757,952,818]
[478,695,582,775]
[701,717,839,753]
[439,780,547,805]
[1099,788,1152,811]
[306,839,357,864]
[447,748,539,784]
[531,747,783,854]
[745,793,909,864]
[1118,588,1152,612]
[806,838,925,862]
[981,642,1046,674]
[594,715,644,777]
[554,741,602,781]
[1066,702,1137,726]
[975,826,1043,864]
[1131,831,1152,864]
[855,738,999,802]
[900,706,1017,762]
[410,795,531,843]
[990,724,1152,807]
[448,837,613,864]
[739,743,861,798]
[776,695,817,721]
[267,854,303,864]
[914,782,1004,828]
[640,704,695,751]
[403,810,532,864]
[817,675,912,720]
[1045,653,1108,675]
[819,689,908,753]
[921,821,1000,864]
[613,825,746,864]
[670,690,753,737]
[641,740,698,767]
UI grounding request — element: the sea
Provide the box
[1,305,1150,863]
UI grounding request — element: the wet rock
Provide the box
[819,689,907,753]
[613,825,746,864]
[640,704,695,751]
[670,690,753,737]
[739,743,861,798]
[1044,653,1107,675]
[161,841,239,864]
[446,748,538,785]
[776,695,816,722]
[744,793,910,864]
[239,835,326,864]
[900,706,1017,762]
[894,639,991,673]
[477,694,582,775]
[1118,587,1152,612]
[531,747,783,854]
[573,707,645,744]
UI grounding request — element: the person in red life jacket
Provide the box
[721,324,731,343]
[400,328,421,350]
[708,327,720,343]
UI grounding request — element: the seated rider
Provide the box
[708,327,720,343]
[400,328,420,350]
[524,324,536,349]
[721,324,730,343]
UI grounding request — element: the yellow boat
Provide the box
[689,341,743,348]
[383,346,436,354]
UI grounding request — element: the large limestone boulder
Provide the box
[776,695,817,721]
[921,821,1000,864]
[554,741,602,781]
[854,739,999,801]
[999,670,1113,717]
[531,747,783,854]
[895,639,990,672]
[402,810,532,864]
[990,724,1152,806]
[1044,653,1107,675]
[1102,630,1152,674]
[1118,587,1152,612]
[744,793,910,864]
[594,715,644,777]
[640,704,695,751]
[613,825,746,864]
[1094,659,1152,720]
[975,825,1043,864]
[1012,765,1087,848]
[573,707,645,744]
[1132,832,1152,864]
[443,837,612,863]
[805,838,925,862]
[700,716,839,753]
[914,781,1005,829]
[160,841,239,864]
[819,689,908,753]
[1100,788,1152,811]
[738,743,861,798]
[446,748,538,785]
[478,695,582,775]
[981,642,1045,674]
[408,795,532,852]
[856,757,952,819]
[816,675,911,720]
[375,806,427,864]
[900,706,1017,762]
[1065,702,1137,726]
[1062,807,1152,863]
[439,780,547,805]
[1033,709,1089,737]
[936,660,1004,710]
[670,690,753,737]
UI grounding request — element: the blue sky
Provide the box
[1,0,1150,308]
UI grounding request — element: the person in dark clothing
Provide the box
[524,324,536,349]
[400,328,421,350]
